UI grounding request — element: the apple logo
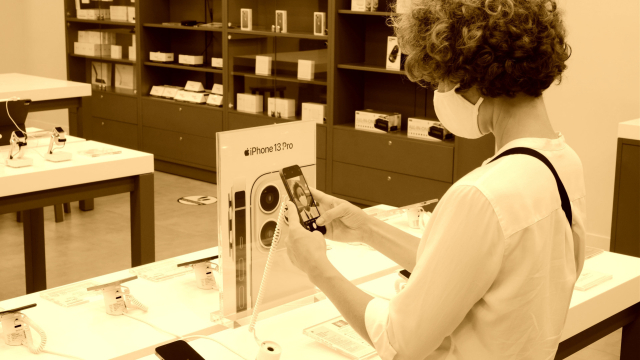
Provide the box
[244,149,250,156]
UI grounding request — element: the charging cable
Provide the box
[4,97,26,134]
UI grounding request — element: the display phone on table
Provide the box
[155,340,205,360]
[279,165,326,234]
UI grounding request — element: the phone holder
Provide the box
[88,276,148,315]
[177,257,220,290]
[6,131,33,168]
[1,312,46,354]
[44,127,71,162]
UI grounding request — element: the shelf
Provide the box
[231,71,327,86]
[228,109,302,121]
[227,28,327,40]
[70,54,136,64]
[143,23,223,32]
[66,17,135,26]
[144,62,223,74]
[93,85,137,98]
[337,63,405,75]
[333,123,455,147]
[143,95,224,111]
[337,10,395,16]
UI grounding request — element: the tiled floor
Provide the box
[0,172,623,358]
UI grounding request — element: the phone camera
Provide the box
[259,185,280,213]
[260,220,277,248]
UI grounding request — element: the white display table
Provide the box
[618,118,640,141]
[0,140,155,293]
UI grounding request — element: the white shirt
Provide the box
[365,133,587,360]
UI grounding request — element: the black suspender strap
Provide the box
[488,147,572,228]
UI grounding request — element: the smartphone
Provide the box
[155,340,205,360]
[176,256,218,268]
[241,10,248,29]
[315,14,321,34]
[279,165,326,234]
[399,269,411,280]
[231,178,248,313]
[0,304,36,316]
[276,12,283,30]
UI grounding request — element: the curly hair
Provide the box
[392,0,571,97]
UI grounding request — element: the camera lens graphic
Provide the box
[260,220,278,248]
[259,185,279,213]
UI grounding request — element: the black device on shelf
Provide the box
[181,20,198,26]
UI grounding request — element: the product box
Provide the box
[91,62,112,87]
[129,46,136,61]
[237,93,263,113]
[268,98,296,118]
[184,81,205,92]
[175,90,207,104]
[241,9,252,31]
[114,64,134,90]
[212,83,223,95]
[162,86,181,99]
[110,6,128,21]
[351,0,365,11]
[275,10,287,33]
[297,60,315,81]
[211,57,223,68]
[302,103,326,123]
[355,110,401,133]
[111,45,122,59]
[407,117,449,141]
[127,6,135,23]
[77,9,110,20]
[179,54,204,66]
[150,52,173,62]
[75,42,111,57]
[150,86,166,97]
[313,12,326,36]
[78,30,116,45]
[386,36,401,71]
[255,55,272,76]
[207,94,223,107]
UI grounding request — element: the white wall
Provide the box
[544,0,640,249]
[0,0,68,130]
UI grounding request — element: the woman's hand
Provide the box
[310,188,371,244]
[284,201,334,277]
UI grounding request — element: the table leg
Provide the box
[63,203,71,213]
[17,211,23,223]
[130,173,155,266]
[23,208,47,293]
[620,309,640,359]
[54,204,64,223]
[80,199,94,211]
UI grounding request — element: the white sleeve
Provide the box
[364,185,505,359]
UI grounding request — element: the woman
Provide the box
[284,0,586,359]
[293,181,315,221]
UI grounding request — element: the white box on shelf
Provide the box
[302,103,326,123]
[268,98,296,118]
[212,84,223,95]
[110,6,128,21]
[162,86,181,99]
[351,0,366,11]
[132,34,136,49]
[127,6,135,23]
[407,117,445,141]
[111,45,122,59]
[128,46,136,61]
[174,90,190,102]
[240,9,252,31]
[297,60,315,81]
[355,110,401,133]
[211,57,223,68]
[91,62,112,86]
[77,9,110,20]
[207,94,223,107]
[114,64,135,89]
[275,10,287,33]
[237,93,263,113]
[150,86,165,97]
[78,30,116,45]
[386,36,401,71]
[179,54,204,66]
[255,55,272,76]
[185,81,205,92]
[150,52,174,62]
[75,42,111,57]
[184,92,208,104]
[313,12,326,36]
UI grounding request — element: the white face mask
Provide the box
[433,84,485,139]
[298,194,308,207]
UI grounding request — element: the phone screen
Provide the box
[156,340,205,360]
[280,165,325,234]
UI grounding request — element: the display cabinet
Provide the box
[62,0,495,202]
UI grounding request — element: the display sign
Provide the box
[216,121,317,322]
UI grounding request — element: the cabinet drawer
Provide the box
[228,111,292,130]
[317,158,326,191]
[333,128,454,183]
[91,92,137,124]
[87,117,138,149]
[332,162,451,207]
[142,127,215,168]
[317,125,326,159]
[142,98,222,138]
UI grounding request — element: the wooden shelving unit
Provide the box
[63,0,494,200]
